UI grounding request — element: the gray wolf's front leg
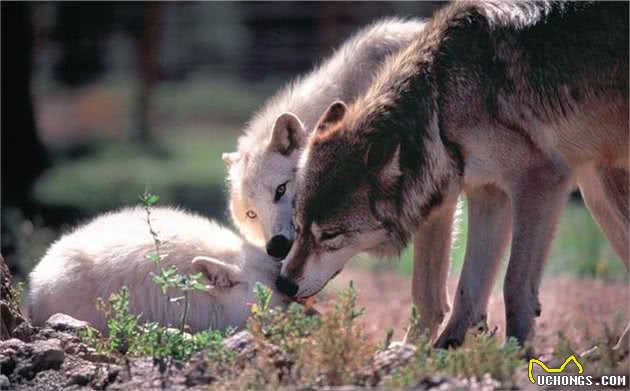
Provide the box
[411,194,459,340]
[435,185,512,348]
[504,161,571,346]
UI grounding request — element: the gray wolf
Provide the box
[29,207,289,333]
[277,1,628,348]
[223,18,426,259]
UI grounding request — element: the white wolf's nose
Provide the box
[266,235,293,259]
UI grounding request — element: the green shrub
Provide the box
[249,283,320,356]
[385,332,524,389]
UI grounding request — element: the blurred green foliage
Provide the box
[34,132,236,215]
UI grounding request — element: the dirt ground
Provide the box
[319,267,629,355]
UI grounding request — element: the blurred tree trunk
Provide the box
[1,2,50,266]
[134,3,161,145]
[53,3,110,87]
[1,2,49,212]
[240,2,323,81]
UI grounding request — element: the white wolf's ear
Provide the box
[314,101,347,135]
[365,136,401,195]
[192,256,243,289]
[222,152,241,168]
[269,112,306,155]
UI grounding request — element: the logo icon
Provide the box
[528,355,584,384]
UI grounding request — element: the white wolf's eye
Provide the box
[274,181,288,202]
[246,210,257,219]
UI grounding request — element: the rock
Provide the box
[9,322,37,342]
[0,354,16,376]
[0,338,65,381]
[0,374,9,390]
[372,341,417,375]
[30,369,68,391]
[14,339,65,379]
[361,341,418,386]
[411,375,450,390]
[0,338,30,353]
[223,330,255,353]
[58,334,84,355]
[66,365,95,387]
[222,330,292,373]
[32,339,65,370]
[0,338,32,376]
[81,345,116,364]
[223,330,259,364]
[184,352,218,387]
[45,313,90,334]
[92,364,120,390]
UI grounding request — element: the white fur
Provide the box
[29,207,287,333]
[225,18,426,248]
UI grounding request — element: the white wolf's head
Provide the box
[224,112,307,260]
[191,241,292,329]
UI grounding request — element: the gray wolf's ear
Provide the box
[222,152,241,168]
[314,101,347,135]
[365,135,401,195]
[192,256,242,289]
[269,112,306,155]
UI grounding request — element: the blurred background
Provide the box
[1,1,625,291]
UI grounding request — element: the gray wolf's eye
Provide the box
[274,182,288,202]
[320,231,342,241]
[246,210,257,219]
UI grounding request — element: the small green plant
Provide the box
[379,328,395,352]
[218,282,373,389]
[403,305,423,345]
[82,287,234,362]
[385,329,525,388]
[139,191,207,333]
[135,322,235,362]
[105,287,142,355]
[6,281,25,313]
[293,281,374,386]
[249,282,320,355]
[80,288,141,356]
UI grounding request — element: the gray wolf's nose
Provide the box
[275,275,299,297]
[266,235,293,259]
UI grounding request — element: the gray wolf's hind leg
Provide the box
[578,165,629,361]
[577,164,629,267]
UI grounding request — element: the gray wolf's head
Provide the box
[224,112,307,259]
[277,101,412,298]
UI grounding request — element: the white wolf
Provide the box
[29,207,289,333]
[223,18,426,259]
